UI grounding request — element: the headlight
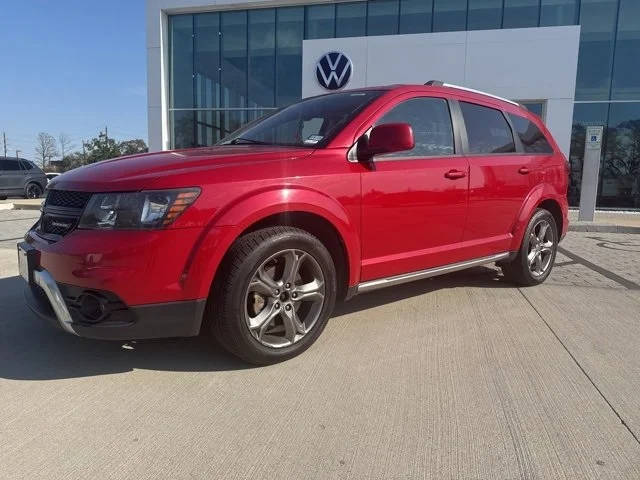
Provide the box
[78,188,200,230]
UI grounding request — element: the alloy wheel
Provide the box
[244,249,326,348]
[527,219,554,277]
[26,184,41,199]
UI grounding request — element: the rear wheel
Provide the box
[501,208,558,286]
[210,226,337,365]
[25,183,42,199]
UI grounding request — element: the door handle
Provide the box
[518,167,530,175]
[444,169,467,179]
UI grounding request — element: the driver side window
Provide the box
[375,97,455,158]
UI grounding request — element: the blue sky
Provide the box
[0,0,148,161]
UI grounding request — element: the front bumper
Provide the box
[23,265,206,340]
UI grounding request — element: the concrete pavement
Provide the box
[1,210,640,479]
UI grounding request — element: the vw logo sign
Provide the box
[316,51,353,90]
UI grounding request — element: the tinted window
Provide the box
[0,159,22,171]
[336,2,366,37]
[540,0,578,26]
[468,0,503,30]
[460,102,516,154]
[275,7,304,107]
[219,90,383,147]
[305,4,335,39]
[611,0,640,100]
[376,97,454,157]
[367,0,400,36]
[508,114,554,153]
[399,0,433,34]
[20,161,34,170]
[169,15,194,109]
[433,0,467,32]
[503,0,540,28]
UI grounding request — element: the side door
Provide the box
[360,95,470,282]
[456,100,534,256]
[0,159,25,194]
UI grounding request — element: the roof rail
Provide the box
[424,80,520,107]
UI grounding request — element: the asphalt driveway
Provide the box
[1,210,640,479]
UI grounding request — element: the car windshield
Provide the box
[218,90,383,148]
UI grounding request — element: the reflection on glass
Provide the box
[367,0,400,36]
[600,103,640,209]
[503,0,539,28]
[540,0,578,26]
[306,4,335,39]
[195,13,220,110]
[249,9,276,108]
[576,0,618,101]
[276,7,304,107]
[611,0,640,100]
[568,103,609,206]
[169,15,194,109]
[336,2,367,37]
[399,0,433,34]
[433,0,467,32]
[468,0,503,30]
[171,111,196,149]
[221,11,248,110]
[521,101,545,119]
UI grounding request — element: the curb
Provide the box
[12,203,42,211]
[569,224,640,234]
[0,204,13,211]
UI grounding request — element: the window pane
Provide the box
[600,103,640,209]
[399,0,432,34]
[367,0,400,36]
[575,0,619,101]
[520,101,545,119]
[0,160,21,171]
[568,103,609,206]
[508,114,554,153]
[171,110,196,149]
[20,161,33,170]
[611,0,640,100]
[468,0,503,30]
[249,9,276,108]
[305,4,335,39]
[169,15,193,109]
[540,0,578,26]
[336,2,366,37]
[276,7,304,107]
[503,0,539,28]
[220,11,247,109]
[376,98,454,157]
[194,13,220,109]
[433,0,467,32]
[460,102,516,154]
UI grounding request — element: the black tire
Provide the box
[0,196,7,201]
[501,208,558,286]
[210,226,337,365]
[24,183,43,199]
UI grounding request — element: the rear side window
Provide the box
[376,97,454,157]
[19,161,34,170]
[508,113,554,153]
[0,159,22,171]
[460,102,516,154]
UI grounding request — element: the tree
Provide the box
[119,139,148,156]
[61,152,87,171]
[58,133,74,164]
[35,132,59,168]
[84,130,120,164]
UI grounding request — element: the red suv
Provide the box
[19,83,568,364]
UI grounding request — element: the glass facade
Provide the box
[169,0,640,209]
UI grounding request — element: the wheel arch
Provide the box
[511,186,565,250]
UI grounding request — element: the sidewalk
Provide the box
[0,199,43,211]
[569,209,640,233]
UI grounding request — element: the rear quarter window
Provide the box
[508,113,554,154]
[459,102,516,154]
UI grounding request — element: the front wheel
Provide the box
[25,183,42,199]
[210,226,337,365]
[501,208,558,286]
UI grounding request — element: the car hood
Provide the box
[48,146,316,192]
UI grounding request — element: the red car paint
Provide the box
[27,85,569,312]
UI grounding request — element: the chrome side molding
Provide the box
[357,252,510,294]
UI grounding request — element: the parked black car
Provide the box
[0,157,48,199]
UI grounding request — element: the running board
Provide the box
[356,252,510,294]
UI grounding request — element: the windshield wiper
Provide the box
[225,137,271,145]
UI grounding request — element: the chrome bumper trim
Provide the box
[33,269,78,335]
[357,252,510,294]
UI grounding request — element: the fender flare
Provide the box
[510,185,561,251]
[182,186,361,300]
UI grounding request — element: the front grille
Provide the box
[46,190,92,209]
[37,190,92,239]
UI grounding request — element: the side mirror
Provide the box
[357,123,414,162]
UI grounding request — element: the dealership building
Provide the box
[146,0,640,211]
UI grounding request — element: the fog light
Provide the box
[78,293,108,323]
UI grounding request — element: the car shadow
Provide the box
[0,266,509,381]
